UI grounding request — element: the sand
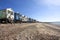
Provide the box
[0,23,60,40]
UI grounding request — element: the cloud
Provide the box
[42,0,60,6]
[33,0,60,9]
[32,0,60,22]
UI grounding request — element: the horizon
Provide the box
[0,0,60,22]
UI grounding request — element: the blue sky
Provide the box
[0,0,60,22]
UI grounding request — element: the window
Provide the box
[8,10,11,13]
[11,12,13,15]
[8,10,13,15]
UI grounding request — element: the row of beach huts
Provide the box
[0,8,39,23]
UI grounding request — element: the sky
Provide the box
[0,0,60,22]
